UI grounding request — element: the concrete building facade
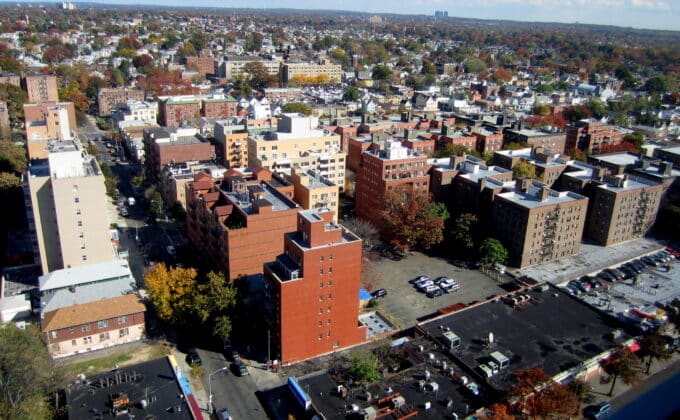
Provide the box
[263,209,365,365]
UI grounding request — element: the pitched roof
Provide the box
[41,294,146,332]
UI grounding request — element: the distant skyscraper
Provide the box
[435,11,449,18]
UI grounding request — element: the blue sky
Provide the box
[26,1,680,31]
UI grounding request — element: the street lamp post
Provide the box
[208,367,227,414]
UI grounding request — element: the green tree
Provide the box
[371,64,392,81]
[0,83,27,123]
[0,140,27,174]
[242,61,270,90]
[151,191,165,218]
[532,103,550,117]
[643,76,670,94]
[624,132,644,148]
[479,238,508,266]
[244,32,263,52]
[421,58,437,75]
[601,347,642,396]
[343,86,360,102]
[0,325,59,419]
[448,213,478,252]
[349,351,380,384]
[281,102,312,115]
[191,271,238,340]
[513,162,538,180]
[464,57,487,74]
[382,187,449,250]
[639,332,671,374]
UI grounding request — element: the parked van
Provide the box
[127,197,136,206]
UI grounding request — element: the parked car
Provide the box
[232,362,249,376]
[426,288,444,298]
[641,256,659,267]
[465,382,480,396]
[416,280,435,291]
[590,278,603,288]
[422,285,439,294]
[605,268,624,281]
[186,349,202,367]
[569,280,587,293]
[410,275,429,284]
[371,288,387,298]
[215,408,232,420]
[597,271,616,282]
[583,402,611,419]
[226,349,241,363]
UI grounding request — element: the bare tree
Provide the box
[342,217,379,248]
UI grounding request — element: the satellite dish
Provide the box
[488,332,494,344]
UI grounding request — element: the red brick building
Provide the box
[263,209,365,365]
[565,119,625,153]
[159,97,201,127]
[143,127,214,183]
[97,87,144,116]
[471,128,504,154]
[185,55,216,76]
[201,96,238,119]
[186,172,299,280]
[355,139,430,228]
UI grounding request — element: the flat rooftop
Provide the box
[497,184,586,209]
[418,284,630,391]
[590,152,639,167]
[221,182,298,214]
[66,357,194,420]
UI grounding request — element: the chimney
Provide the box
[516,177,532,192]
[660,161,673,176]
[449,154,467,169]
[533,146,545,156]
[594,166,606,180]
[404,128,414,139]
[441,125,453,136]
[539,187,550,201]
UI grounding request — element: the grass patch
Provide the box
[66,352,133,376]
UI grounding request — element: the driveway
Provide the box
[370,252,507,327]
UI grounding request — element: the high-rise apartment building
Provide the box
[25,104,73,160]
[565,119,626,153]
[185,172,299,280]
[492,179,588,268]
[25,141,115,274]
[97,88,145,116]
[355,139,429,228]
[23,74,59,103]
[158,96,201,127]
[247,114,346,189]
[214,119,249,168]
[284,168,340,222]
[263,209,365,365]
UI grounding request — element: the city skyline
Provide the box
[14,0,680,31]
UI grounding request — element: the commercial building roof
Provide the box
[39,260,132,292]
[66,357,194,420]
[41,277,136,313]
[41,293,145,332]
[497,183,587,209]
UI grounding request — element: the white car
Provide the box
[417,280,435,291]
[423,284,439,294]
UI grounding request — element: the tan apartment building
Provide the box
[558,161,663,246]
[97,87,145,116]
[0,73,20,87]
[492,179,589,268]
[23,74,59,103]
[185,55,217,76]
[25,105,73,160]
[284,168,340,222]
[25,141,115,274]
[214,119,249,168]
[24,101,76,129]
[247,114,346,189]
[494,147,570,187]
[217,56,282,80]
[281,62,342,84]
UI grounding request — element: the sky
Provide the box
[23,1,680,31]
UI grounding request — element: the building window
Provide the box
[77,220,83,227]
[319,282,323,288]
[74,197,79,203]
[99,333,110,341]
[82,255,87,261]
[327,331,331,338]
[69,327,75,333]
[320,256,324,262]
[117,316,128,325]
[327,319,331,325]
[82,324,91,332]
[319,268,323,275]
[318,334,322,340]
[319,295,324,301]
[119,328,129,337]
[51,331,57,339]
[328,254,332,260]
[333,341,340,348]
[328,293,332,299]
[71,340,76,346]
[83,336,92,344]
[327,280,332,286]
[327,306,331,313]
[319,307,323,314]
[328,267,332,273]
[318,321,322,327]
[98,320,108,329]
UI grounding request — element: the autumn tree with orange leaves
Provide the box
[381,187,449,251]
[507,368,578,418]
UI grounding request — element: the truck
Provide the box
[127,197,136,206]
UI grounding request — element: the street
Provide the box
[196,348,267,419]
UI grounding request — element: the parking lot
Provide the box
[370,252,507,328]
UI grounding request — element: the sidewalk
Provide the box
[169,346,211,415]
[585,350,680,405]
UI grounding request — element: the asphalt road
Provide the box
[197,348,265,420]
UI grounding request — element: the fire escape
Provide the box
[541,206,559,261]
[632,191,650,237]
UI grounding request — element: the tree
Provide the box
[0,140,27,174]
[341,217,379,248]
[639,332,671,374]
[244,32,263,52]
[0,325,59,419]
[643,76,669,94]
[532,103,550,117]
[0,84,27,124]
[343,86,360,102]
[421,58,437,75]
[281,102,312,115]
[624,132,644,148]
[513,162,538,180]
[151,191,165,218]
[191,271,237,340]
[349,351,380,384]
[144,263,198,324]
[479,238,508,266]
[371,64,392,81]
[464,57,487,74]
[382,187,449,250]
[484,403,515,420]
[448,213,478,253]
[243,61,270,90]
[601,347,643,396]
[508,368,577,417]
